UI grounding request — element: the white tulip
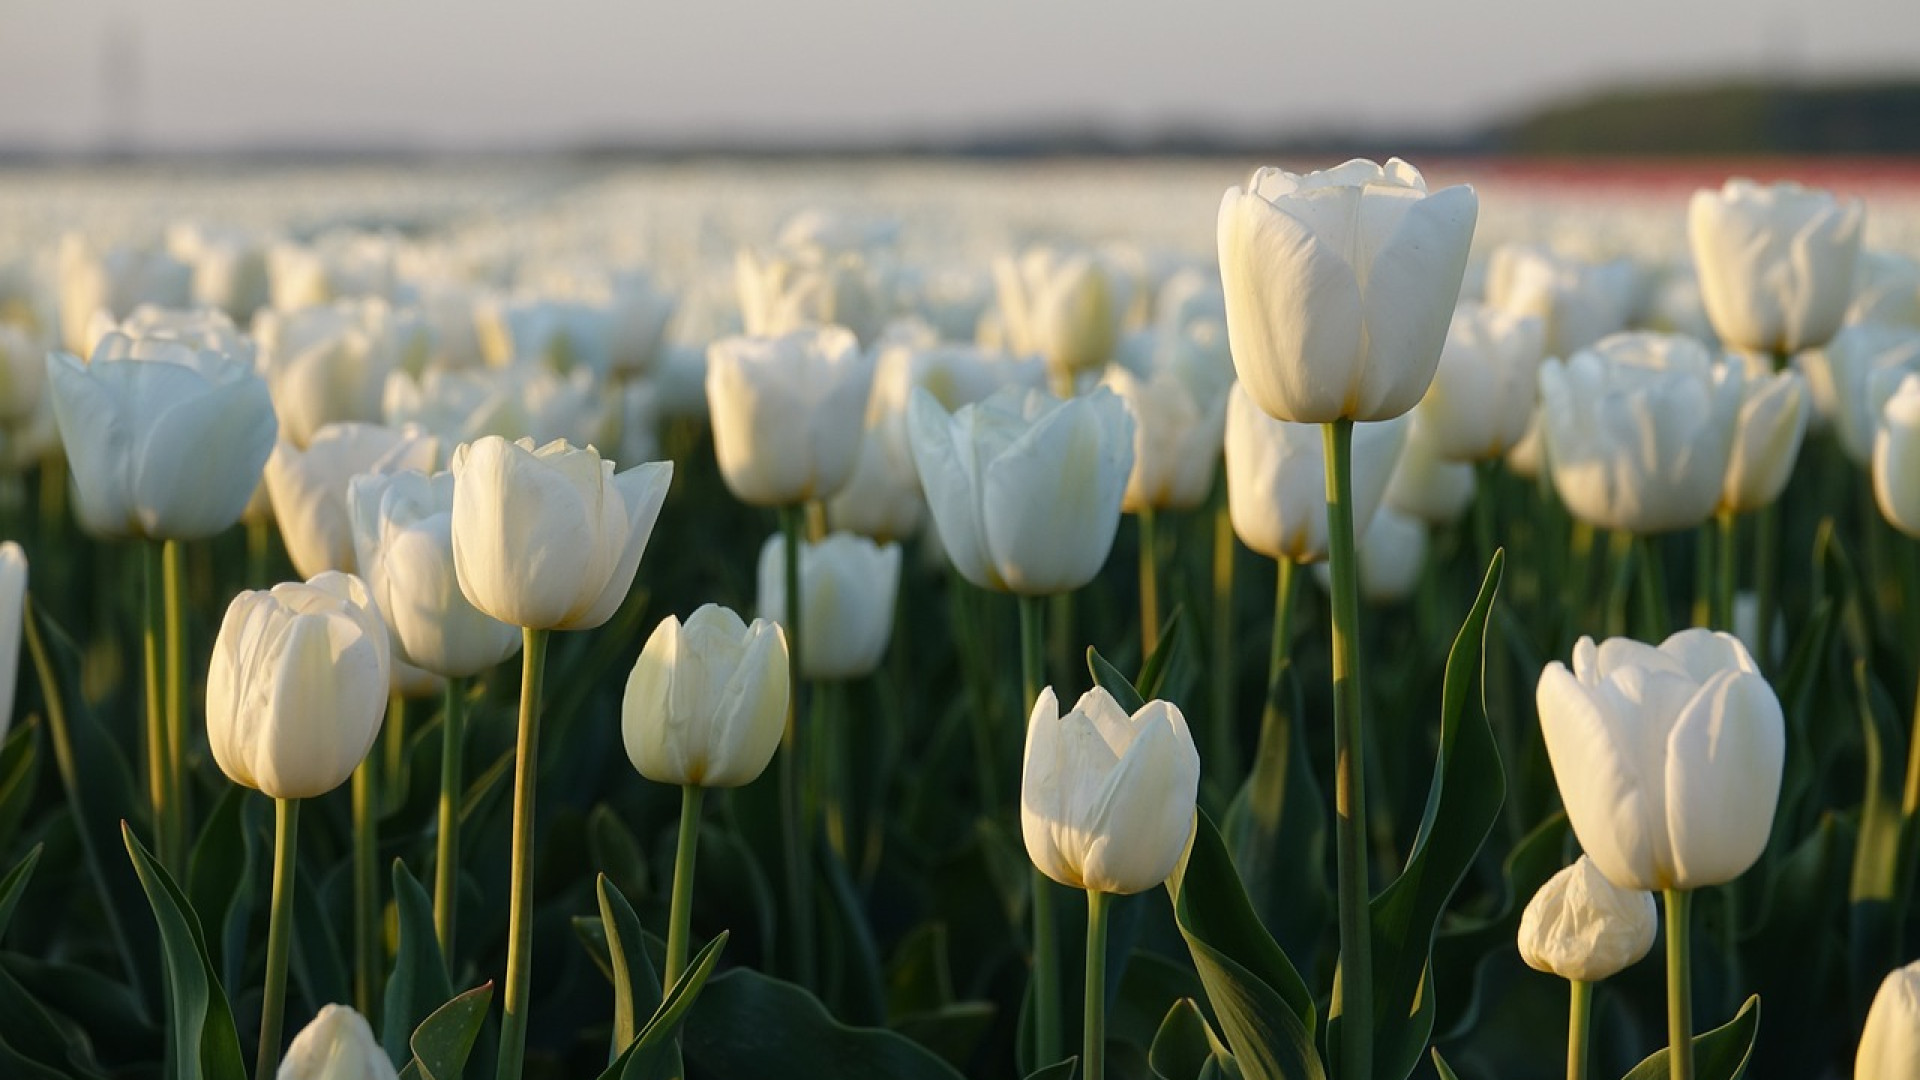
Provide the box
[277,1003,398,1080]
[1689,178,1864,355]
[1720,369,1809,514]
[264,423,439,580]
[706,325,874,506]
[756,532,900,680]
[1415,303,1546,462]
[623,604,789,789]
[1224,382,1406,564]
[1517,855,1658,983]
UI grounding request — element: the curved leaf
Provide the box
[399,982,494,1080]
[1221,659,1327,969]
[682,965,966,1080]
[1025,1059,1079,1080]
[595,873,662,1060]
[122,823,247,1080]
[1150,997,1233,1080]
[384,859,454,1068]
[1620,995,1760,1080]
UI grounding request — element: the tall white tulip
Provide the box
[47,333,277,541]
[907,384,1133,595]
[1689,178,1864,355]
[756,532,900,680]
[277,1003,398,1080]
[1535,629,1784,892]
[1223,382,1406,564]
[1217,157,1477,423]
[706,325,874,506]
[1857,959,1920,1080]
[1020,686,1199,896]
[206,572,391,800]
[1720,368,1810,515]
[449,436,671,631]
[622,604,789,789]
[264,423,439,580]
[1539,333,1744,534]
[1102,364,1228,513]
[1415,303,1546,462]
[1517,855,1658,983]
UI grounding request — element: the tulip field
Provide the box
[4,155,1920,1080]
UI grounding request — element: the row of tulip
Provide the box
[0,156,1916,1080]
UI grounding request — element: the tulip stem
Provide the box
[1322,419,1374,1080]
[497,626,548,1080]
[352,752,379,1017]
[1566,978,1592,1080]
[1019,591,1063,1067]
[777,504,816,990]
[1663,888,1695,1080]
[1603,530,1634,638]
[1210,493,1239,798]
[247,515,271,586]
[141,542,175,872]
[1138,508,1160,660]
[1754,502,1780,671]
[1712,511,1738,632]
[1635,534,1667,641]
[665,784,705,990]
[1083,889,1112,1080]
[161,539,189,876]
[434,677,465,962]
[257,796,300,1080]
[1268,557,1297,698]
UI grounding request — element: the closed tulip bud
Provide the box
[0,543,22,742]
[1102,364,1228,513]
[1518,855,1658,983]
[1021,686,1200,895]
[756,532,900,680]
[1536,629,1784,892]
[1721,368,1810,514]
[736,245,887,345]
[1857,959,1920,1080]
[1874,374,1920,537]
[994,247,1124,392]
[1689,178,1864,355]
[48,334,277,541]
[1539,333,1744,534]
[277,1003,398,1080]
[1803,323,1920,465]
[907,384,1133,595]
[1383,420,1476,526]
[1224,382,1407,564]
[449,436,671,631]
[207,572,391,800]
[1415,303,1546,462]
[1483,245,1637,360]
[253,306,400,450]
[706,326,875,506]
[1218,157,1477,424]
[622,604,789,789]
[348,469,523,678]
[264,423,440,580]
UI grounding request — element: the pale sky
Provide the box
[2,0,1917,152]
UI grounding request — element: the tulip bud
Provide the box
[1689,178,1864,355]
[1518,855,1658,983]
[0,542,23,742]
[1224,382,1406,564]
[1217,158,1477,424]
[756,532,900,680]
[1414,303,1546,463]
[1808,323,1920,465]
[1874,373,1920,538]
[207,573,391,800]
[1483,245,1636,360]
[907,384,1133,595]
[1102,364,1228,513]
[1536,629,1784,892]
[1021,686,1200,895]
[622,604,789,789]
[706,326,875,506]
[265,423,440,580]
[1857,959,1920,1080]
[994,247,1125,393]
[1720,368,1809,515]
[449,436,672,631]
[277,1003,398,1080]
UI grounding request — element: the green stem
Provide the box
[1754,502,1780,671]
[777,504,816,989]
[1712,511,1737,633]
[352,750,380,1017]
[247,515,271,587]
[435,677,466,961]
[257,797,300,1080]
[1083,889,1112,1080]
[1322,419,1374,1080]
[955,576,1002,815]
[1663,888,1695,1080]
[141,541,174,872]
[1268,558,1298,699]
[1019,591,1062,1067]
[496,626,549,1080]
[664,784,705,990]
[162,540,188,875]
[1635,534,1667,642]
[1138,508,1160,660]
[815,680,849,860]
[1210,494,1238,797]
[1603,530,1634,639]
[385,691,407,806]
[1567,978,1592,1080]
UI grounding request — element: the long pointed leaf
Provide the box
[384,859,455,1068]
[1619,995,1760,1080]
[122,823,247,1080]
[399,982,494,1080]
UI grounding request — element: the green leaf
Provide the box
[0,719,39,857]
[1136,604,1185,702]
[399,981,494,1080]
[820,837,887,1026]
[682,965,967,1080]
[1165,809,1323,1080]
[589,805,651,905]
[121,822,247,1080]
[594,874,664,1063]
[383,859,455,1068]
[0,1034,69,1080]
[1430,1047,1462,1080]
[1848,658,1906,1015]
[1619,995,1760,1080]
[628,930,728,1052]
[1088,647,1148,715]
[890,1002,995,1072]
[1221,659,1327,969]
[0,843,43,939]
[188,784,260,994]
[1149,998,1234,1080]
[1429,814,1571,1042]
[1335,551,1506,1080]
[1024,1059,1079,1080]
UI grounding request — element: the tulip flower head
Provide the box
[907,384,1133,595]
[207,572,391,800]
[1021,685,1200,895]
[1414,303,1546,462]
[1101,363,1228,513]
[449,436,672,631]
[1689,178,1865,356]
[993,246,1125,394]
[1874,373,1920,538]
[1720,367,1810,515]
[756,531,901,680]
[1535,629,1784,892]
[265,422,440,580]
[1224,382,1407,564]
[1217,157,1478,424]
[706,325,875,506]
[277,1003,398,1080]
[1517,855,1658,983]
[1856,959,1920,1080]
[623,604,789,789]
